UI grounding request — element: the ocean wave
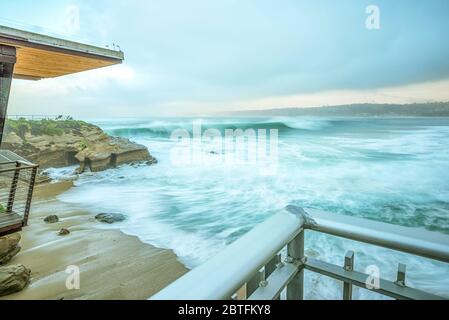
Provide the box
[42,165,79,182]
[52,117,449,299]
[104,117,334,138]
[267,117,332,130]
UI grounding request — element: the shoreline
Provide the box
[1,181,188,300]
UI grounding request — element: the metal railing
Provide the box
[7,115,72,121]
[0,160,38,227]
[151,206,449,300]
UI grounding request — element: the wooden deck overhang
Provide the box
[0,25,124,80]
[0,27,124,237]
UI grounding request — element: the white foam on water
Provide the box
[270,117,332,131]
[49,117,449,299]
[43,165,79,182]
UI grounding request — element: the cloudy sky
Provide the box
[2,0,449,117]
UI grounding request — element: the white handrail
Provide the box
[151,209,305,300]
[150,206,449,300]
[306,208,449,264]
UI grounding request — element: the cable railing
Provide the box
[0,158,38,235]
[151,206,449,300]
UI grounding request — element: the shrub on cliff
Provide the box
[5,118,31,139]
[5,119,94,138]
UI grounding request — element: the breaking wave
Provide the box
[103,117,334,138]
[47,116,449,299]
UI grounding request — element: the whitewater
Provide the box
[44,117,449,299]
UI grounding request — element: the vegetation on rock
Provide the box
[5,118,94,139]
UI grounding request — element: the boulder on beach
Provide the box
[95,213,127,224]
[2,119,157,173]
[58,228,71,236]
[0,264,31,297]
[0,234,21,265]
[44,215,59,224]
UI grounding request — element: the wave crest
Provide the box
[106,117,333,138]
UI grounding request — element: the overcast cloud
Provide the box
[2,0,449,117]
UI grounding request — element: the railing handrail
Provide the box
[151,206,449,300]
[152,210,306,300]
[0,161,39,174]
[305,207,449,264]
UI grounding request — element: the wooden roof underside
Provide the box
[0,26,124,80]
[11,46,119,80]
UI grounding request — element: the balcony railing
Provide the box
[151,206,449,300]
[0,157,38,236]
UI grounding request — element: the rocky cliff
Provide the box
[2,119,156,173]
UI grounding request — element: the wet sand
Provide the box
[1,181,188,300]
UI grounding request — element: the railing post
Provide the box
[396,263,406,287]
[6,162,21,213]
[343,251,354,300]
[287,231,305,300]
[23,166,37,226]
[394,263,407,300]
[266,254,281,300]
[247,269,265,298]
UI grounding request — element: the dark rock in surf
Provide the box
[95,213,127,224]
[58,228,70,236]
[44,215,59,224]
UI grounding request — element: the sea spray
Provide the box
[169,120,279,175]
[47,116,449,299]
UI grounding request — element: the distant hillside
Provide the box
[231,102,449,117]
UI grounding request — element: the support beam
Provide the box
[0,44,16,144]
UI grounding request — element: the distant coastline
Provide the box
[229,102,449,117]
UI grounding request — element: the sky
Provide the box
[2,0,449,117]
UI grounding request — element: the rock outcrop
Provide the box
[0,265,31,297]
[0,234,21,265]
[3,119,157,173]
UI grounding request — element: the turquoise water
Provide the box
[49,117,449,299]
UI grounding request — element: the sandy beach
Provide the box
[1,181,187,300]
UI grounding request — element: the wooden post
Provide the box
[0,45,16,144]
